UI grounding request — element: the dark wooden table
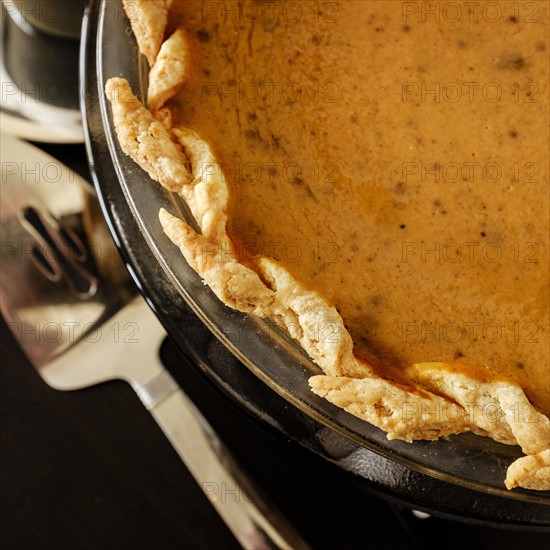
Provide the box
[1,143,548,550]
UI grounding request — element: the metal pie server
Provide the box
[0,135,309,550]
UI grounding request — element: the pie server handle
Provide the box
[148,381,310,550]
[128,305,310,550]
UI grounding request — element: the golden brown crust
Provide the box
[309,375,472,441]
[147,28,189,112]
[407,362,550,455]
[105,78,192,191]
[170,126,230,242]
[159,209,275,316]
[122,0,169,66]
[259,258,371,379]
[506,450,550,490]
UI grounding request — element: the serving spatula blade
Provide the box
[0,134,309,550]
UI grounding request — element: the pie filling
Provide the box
[167,0,549,416]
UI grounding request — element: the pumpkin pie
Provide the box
[106,0,550,490]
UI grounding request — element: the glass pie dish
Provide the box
[81,0,550,524]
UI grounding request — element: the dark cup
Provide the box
[2,0,86,39]
[2,2,81,109]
